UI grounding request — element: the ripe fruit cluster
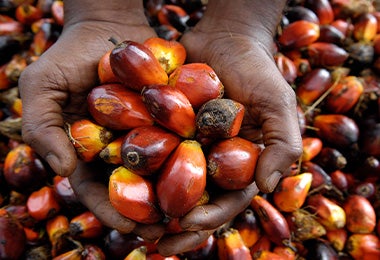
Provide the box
[67,37,262,224]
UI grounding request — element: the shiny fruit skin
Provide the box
[196,98,245,139]
[109,166,162,224]
[207,137,261,190]
[98,50,119,84]
[346,233,380,260]
[353,13,378,42]
[121,125,181,176]
[99,136,124,165]
[278,20,320,50]
[301,137,323,161]
[26,186,61,221]
[0,209,26,260]
[168,63,224,109]
[87,83,154,130]
[306,42,349,67]
[142,84,196,138]
[343,195,376,234]
[110,40,168,91]
[217,228,252,260]
[156,140,207,218]
[232,209,261,248]
[69,211,104,239]
[274,52,297,84]
[143,37,186,75]
[305,0,334,25]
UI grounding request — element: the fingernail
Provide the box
[267,170,282,192]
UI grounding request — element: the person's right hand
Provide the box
[18,1,157,177]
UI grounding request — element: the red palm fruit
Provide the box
[313,147,347,172]
[274,53,297,84]
[250,234,272,255]
[325,75,364,114]
[278,20,320,50]
[273,246,296,260]
[0,64,11,90]
[87,83,154,130]
[124,246,147,260]
[121,125,181,176]
[157,4,189,32]
[250,195,291,247]
[23,226,44,245]
[303,239,339,260]
[10,97,22,117]
[296,68,332,105]
[232,209,261,248]
[109,166,163,224]
[285,5,320,24]
[301,137,323,161]
[330,170,349,192]
[326,228,347,251]
[353,13,378,42]
[143,37,186,75]
[181,234,217,260]
[168,63,224,110]
[66,119,113,162]
[306,194,346,230]
[109,40,168,91]
[360,121,380,157]
[286,209,326,241]
[305,0,334,25]
[306,42,349,67]
[297,105,307,135]
[0,209,26,260]
[353,180,377,201]
[98,50,119,84]
[217,228,252,260]
[69,211,104,239]
[313,114,359,148]
[346,234,380,260]
[27,186,61,221]
[15,3,43,25]
[196,98,245,139]
[330,19,354,37]
[318,24,346,44]
[3,143,48,192]
[146,253,180,260]
[273,173,313,212]
[155,24,181,41]
[343,195,376,234]
[82,244,106,260]
[252,250,288,260]
[291,56,311,77]
[99,136,124,165]
[301,161,332,190]
[157,140,206,218]
[142,84,196,138]
[0,15,24,36]
[373,34,380,55]
[5,204,35,228]
[30,18,58,56]
[51,0,64,26]
[207,137,261,190]
[53,175,83,212]
[46,214,70,257]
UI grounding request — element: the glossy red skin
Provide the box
[121,125,181,176]
[278,20,320,49]
[0,209,26,260]
[110,40,168,91]
[142,84,196,138]
[156,140,206,218]
[87,83,154,130]
[306,42,349,67]
[343,195,376,234]
[109,166,163,224]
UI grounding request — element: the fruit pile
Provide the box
[0,0,380,260]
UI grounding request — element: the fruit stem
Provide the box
[108,36,119,46]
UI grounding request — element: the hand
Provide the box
[180,0,303,193]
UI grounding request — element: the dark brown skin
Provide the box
[18,0,302,256]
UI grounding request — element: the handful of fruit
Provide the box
[66,37,261,225]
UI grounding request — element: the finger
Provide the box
[133,223,165,243]
[179,182,259,231]
[19,66,78,177]
[68,161,136,234]
[157,229,217,257]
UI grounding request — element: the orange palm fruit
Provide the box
[82,244,106,260]
[27,186,61,221]
[109,40,168,91]
[46,214,70,257]
[324,75,364,114]
[313,114,359,148]
[252,250,286,260]
[278,20,320,50]
[52,248,83,260]
[124,246,147,260]
[273,172,312,212]
[15,3,43,25]
[326,228,347,251]
[168,63,224,109]
[66,119,113,162]
[87,83,154,130]
[142,84,196,138]
[250,234,272,255]
[296,68,332,105]
[306,194,346,230]
[97,50,119,84]
[343,195,376,234]
[50,0,64,26]
[196,98,245,139]
[30,18,58,56]
[353,12,378,42]
[305,0,334,25]
[217,228,252,260]
[291,56,311,77]
[156,4,189,32]
[346,234,380,260]
[69,211,104,239]
[3,143,48,192]
[0,14,24,36]
[306,42,349,67]
[207,137,261,190]
[109,166,163,224]
[273,245,296,260]
[286,209,326,241]
[274,52,297,84]
[156,140,206,218]
[232,209,261,248]
[250,195,291,247]
[301,137,323,161]
[143,37,186,75]
[99,136,124,165]
[121,125,181,176]
[0,208,26,260]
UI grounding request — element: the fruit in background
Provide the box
[26,186,61,221]
[343,195,376,234]
[168,63,224,109]
[217,228,252,260]
[109,39,168,91]
[278,20,320,49]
